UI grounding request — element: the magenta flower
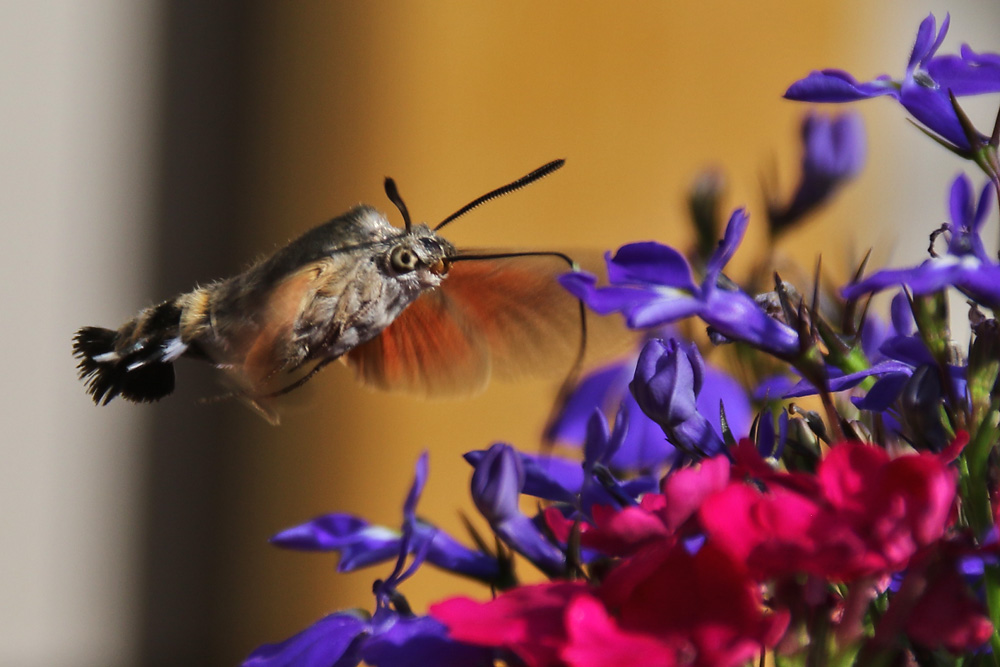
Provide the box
[433,541,788,667]
[594,541,788,667]
[901,557,994,652]
[544,455,730,559]
[700,441,958,581]
[431,582,590,667]
[785,13,1000,149]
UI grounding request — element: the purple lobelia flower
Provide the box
[577,408,644,513]
[243,611,369,667]
[270,452,499,583]
[629,338,726,459]
[470,443,567,577]
[785,13,1000,150]
[244,454,501,667]
[546,358,678,469]
[768,111,866,235]
[560,208,801,357]
[464,428,657,516]
[546,337,752,470]
[755,408,789,460]
[783,304,966,417]
[842,175,1000,308]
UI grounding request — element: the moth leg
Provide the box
[195,358,331,424]
[261,356,339,398]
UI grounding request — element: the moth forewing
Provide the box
[343,253,588,396]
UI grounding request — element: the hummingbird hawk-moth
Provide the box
[73,160,586,423]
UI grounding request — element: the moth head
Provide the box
[380,159,565,284]
[384,227,456,283]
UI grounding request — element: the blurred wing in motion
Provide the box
[237,261,329,387]
[345,256,588,396]
[210,260,335,423]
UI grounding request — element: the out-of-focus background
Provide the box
[3,2,998,665]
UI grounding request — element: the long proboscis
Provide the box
[447,249,588,444]
[434,159,565,231]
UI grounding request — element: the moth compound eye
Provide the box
[389,245,419,273]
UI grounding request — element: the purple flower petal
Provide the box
[961,44,1000,68]
[753,374,797,401]
[705,208,749,284]
[361,616,498,667]
[879,335,936,368]
[898,84,970,148]
[890,291,915,336]
[546,362,630,444]
[702,289,801,357]
[783,360,915,398]
[785,12,999,149]
[630,339,699,425]
[271,514,379,552]
[854,373,911,412]
[769,112,867,232]
[242,611,368,667]
[908,13,946,69]
[958,265,1000,308]
[949,174,974,231]
[469,444,566,576]
[583,408,612,466]
[699,365,752,439]
[624,297,704,329]
[559,272,656,316]
[464,449,581,503]
[422,528,500,582]
[471,444,524,523]
[927,53,1000,95]
[403,452,429,526]
[610,394,677,469]
[785,70,897,102]
[972,181,995,234]
[629,338,725,458]
[606,242,697,289]
[842,264,941,301]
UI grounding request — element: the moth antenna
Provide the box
[434,159,565,231]
[384,177,413,232]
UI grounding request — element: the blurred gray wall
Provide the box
[0,2,160,665]
[0,2,248,665]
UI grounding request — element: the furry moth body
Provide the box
[73,160,582,422]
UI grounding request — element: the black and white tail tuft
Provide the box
[73,300,189,405]
[73,326,176,404]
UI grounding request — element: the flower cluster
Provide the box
[243,14,1000,667]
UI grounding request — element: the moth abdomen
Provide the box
[73,299,188,405]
